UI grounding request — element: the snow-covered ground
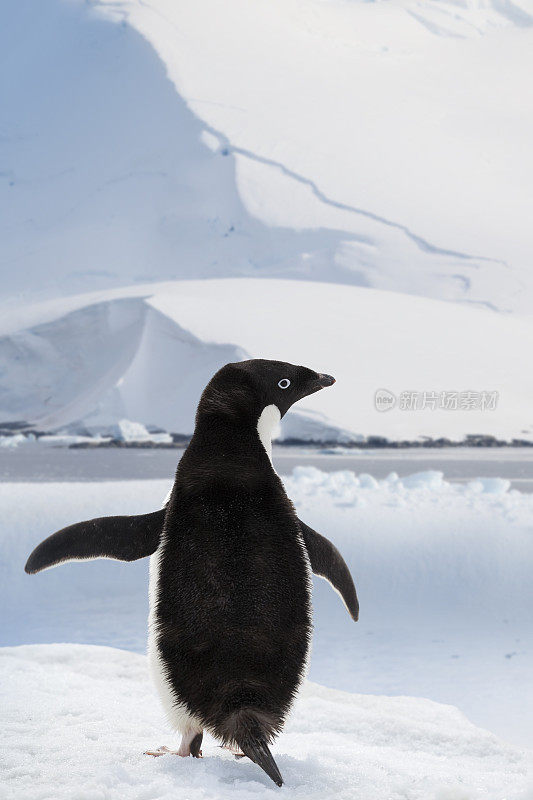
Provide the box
[2,278,533,442]
[2,644,531,800]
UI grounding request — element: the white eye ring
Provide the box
[278,378,291,389]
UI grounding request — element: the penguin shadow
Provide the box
[153,742,320,792]
[218,749,324,791]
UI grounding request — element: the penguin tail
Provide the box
[239,734,283,788]
[221,709,283,787]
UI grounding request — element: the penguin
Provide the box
[25,360,358,787]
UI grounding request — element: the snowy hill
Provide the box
[99,0,532,311]
[2,0,533,437]
[1,278,532,441]
[2,0,532,311]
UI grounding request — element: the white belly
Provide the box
[147,545,203,734]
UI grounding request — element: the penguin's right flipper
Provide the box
[25,508,165,574]
[298,519,359,621]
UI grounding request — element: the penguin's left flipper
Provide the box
[24,508,165,574]
[298,519,359,621]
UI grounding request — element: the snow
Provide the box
[2,0,533,310]
[102,0,533,310]
[1,643,531,800]
[3,469,533,751]
[3,1,533,794]
[0,434,28,449]
[1,278,532,441]
[112,420,172,444]
[2,0,533,442]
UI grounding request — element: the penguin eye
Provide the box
[278,378,291,389]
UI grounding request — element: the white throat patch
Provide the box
[257,404,281,462]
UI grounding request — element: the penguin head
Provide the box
[197,359,335,425]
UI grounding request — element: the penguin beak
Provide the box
[304,373,336,397]
[317,373,336,388]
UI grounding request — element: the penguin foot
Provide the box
[144,745,181,757]
[145,729,204,759]
[189,732,203,758]
[143,744,203,758]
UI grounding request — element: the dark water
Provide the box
[0,443,532,491]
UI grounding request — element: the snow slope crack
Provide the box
[204,124,512,271]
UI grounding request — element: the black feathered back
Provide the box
[153,362,314,753]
